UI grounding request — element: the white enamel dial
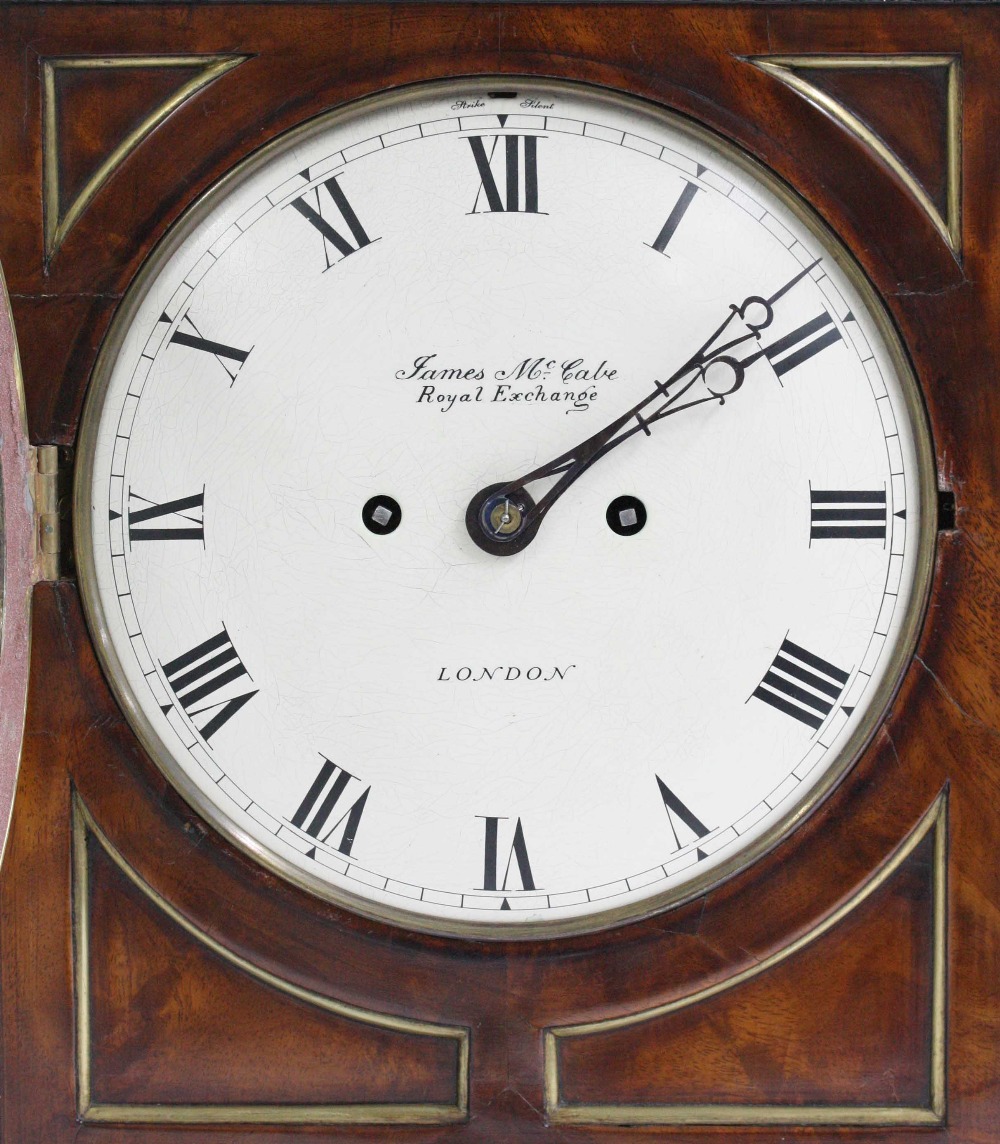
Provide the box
[78,79,934,937]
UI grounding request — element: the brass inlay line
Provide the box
[544,792,948,1127]
[42,55,248,261]
[749,55,962,255]
[72,795,469,1125]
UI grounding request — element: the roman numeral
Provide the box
[478,816,536,891]
[468,135,540,214]
[161,627,258,742]
[163,311,252,383]
[290,757,370,856]
[289,172,375,269]
[656,777,710,852]
[649,181,701,254]
[128,488,204,543]
[763,312,842,377]
[810,488,887,540]
[752,638,850,731]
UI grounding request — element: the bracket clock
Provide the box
[0,4,997,1140]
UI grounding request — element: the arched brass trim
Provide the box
[544,790,947,1126]
[750,55,962,255]
[42,55,248,261]
[72,794,469,1125]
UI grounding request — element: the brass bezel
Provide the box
[73,76,939,942]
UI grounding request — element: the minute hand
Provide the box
[466,260,819,556]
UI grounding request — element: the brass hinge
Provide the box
[32,444,73,582]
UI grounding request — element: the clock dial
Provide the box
[77,79,935,937]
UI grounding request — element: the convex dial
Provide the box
[79,79,935,937]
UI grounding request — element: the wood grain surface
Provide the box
[1,5,998,1140]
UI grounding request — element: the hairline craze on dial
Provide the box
[75,78,935,939]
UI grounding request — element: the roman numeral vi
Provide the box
[478,816,536,891]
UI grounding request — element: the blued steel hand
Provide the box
[466,260,820,555]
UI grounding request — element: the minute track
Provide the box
[80,78,931,936]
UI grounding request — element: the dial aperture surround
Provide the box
[78,79,934,938]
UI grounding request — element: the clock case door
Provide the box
[0,260,33,877]
[0,5,996,1141]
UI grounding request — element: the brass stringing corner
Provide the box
[749,54,962,255]
[41,54,248,262]
[544,790,948,1127]
[71,794,470,1126]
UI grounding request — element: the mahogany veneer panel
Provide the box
[556,828,937,1109]
[789,64,952,220]
[84,831,462,1107]
[51,62,209,224]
